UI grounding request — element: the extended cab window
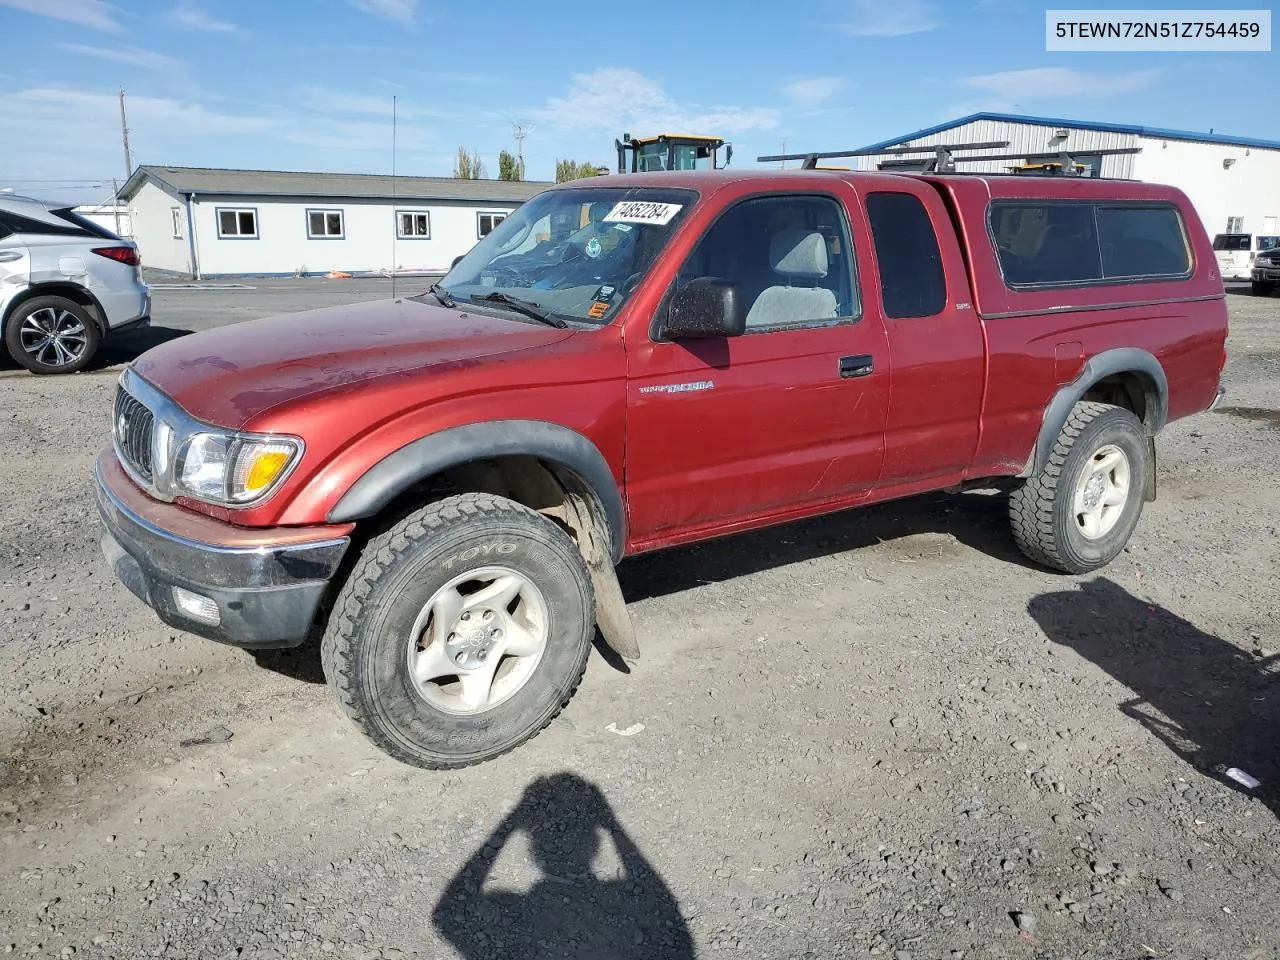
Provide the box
[865,192,946,318]
[673,195,857,331]
[991,201,1190,287]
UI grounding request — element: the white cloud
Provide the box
[58,43,183,71]
[297,86,400,117]
[950,66,1161,113]
[1,86,277,188]
[13,86,274,135]
[0,85,447,194]
[350,0,417,23]
[844,0,938,36]
[533,68,779,138]
[0,0,119,31]
[783,77,844,108]
[294,85,456,123]
[169,5,235,32]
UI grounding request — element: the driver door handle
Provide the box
[839,355,874,378]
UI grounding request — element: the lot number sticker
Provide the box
[603,201,683,226]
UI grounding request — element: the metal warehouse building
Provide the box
[851,113,1280,243]
[118,166,551,279]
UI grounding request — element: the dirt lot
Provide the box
[1,279,1277,960]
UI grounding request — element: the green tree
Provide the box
[555,159,604,183]
[498,150,522,181]
[453,147,487,179]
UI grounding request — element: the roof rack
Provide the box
[758,141,1010,171]
[758,142,1142,175]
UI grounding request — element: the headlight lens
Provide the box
[175,432,301,504]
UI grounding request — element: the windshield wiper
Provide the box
[427,282,455,308]
[469,291,569,329]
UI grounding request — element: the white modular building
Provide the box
[71,203,133,238]
[850,113,1280,247]
[118,165,551,279]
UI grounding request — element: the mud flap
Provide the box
[553,491,640,662]
[589,558,640,661]
[1145,436,1158,502]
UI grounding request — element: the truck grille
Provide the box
[114,385,155,482]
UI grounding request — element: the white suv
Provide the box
[0,195,151,374]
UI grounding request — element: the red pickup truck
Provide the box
[95,170,1228,768]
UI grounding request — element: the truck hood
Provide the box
[131,297,574,429]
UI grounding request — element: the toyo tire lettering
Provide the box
[440,541,518,570]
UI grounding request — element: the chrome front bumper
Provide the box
[94,449,351,648]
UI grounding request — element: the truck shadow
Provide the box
[0,325,191,376]
[1028,578,1278,819]
[618,486,1034,604]
[250,488,1035,684]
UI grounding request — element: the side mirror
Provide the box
[664,277,745,339]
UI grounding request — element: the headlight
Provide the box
[174,432,302,505]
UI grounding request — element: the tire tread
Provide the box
[1009,401,1120,573]
[320,492,592,769]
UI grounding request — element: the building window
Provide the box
[478,212,506,238]
[397,210,430,239]
[307,209,344,239]
[171,207,183,239]
[1226,216,1245,233]
[217,208,258,239]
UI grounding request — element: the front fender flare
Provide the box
[327,419,626,564]
[1024,347,1168,478]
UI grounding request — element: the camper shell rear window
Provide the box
[989,200,1192,289]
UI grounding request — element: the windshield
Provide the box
[437,186,697,325]
[1257,236,1280,252]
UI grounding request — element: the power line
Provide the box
[513,120,532,179]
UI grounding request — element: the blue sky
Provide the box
[1,0,1274,203]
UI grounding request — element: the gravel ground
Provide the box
[1,280,1277,960]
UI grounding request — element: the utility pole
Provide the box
[780,139,786,170]
[119,87,133,181]
[513,120,531,180]
[111,179,121,236]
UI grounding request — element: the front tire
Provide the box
[4,296,101,374]
[321,493,595,769]
[1010,401,1148,574]
[1251,280,1275,296]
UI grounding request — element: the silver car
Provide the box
[0,194,151,374]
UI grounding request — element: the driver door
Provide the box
[623,192,890,547]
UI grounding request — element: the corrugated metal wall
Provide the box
[853,119,1140,179]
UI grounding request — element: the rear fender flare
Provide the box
[328,419,626,563]
[1023,347,1168,477]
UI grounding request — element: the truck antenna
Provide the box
[391,95,397,300]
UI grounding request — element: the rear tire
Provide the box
[1010,401,1147,574]
[1251,280,1275,296]
[320,493,594,769]
[4,296,100,374]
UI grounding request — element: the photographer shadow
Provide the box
[1028,578,1279,818]
[434,772,696,959]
